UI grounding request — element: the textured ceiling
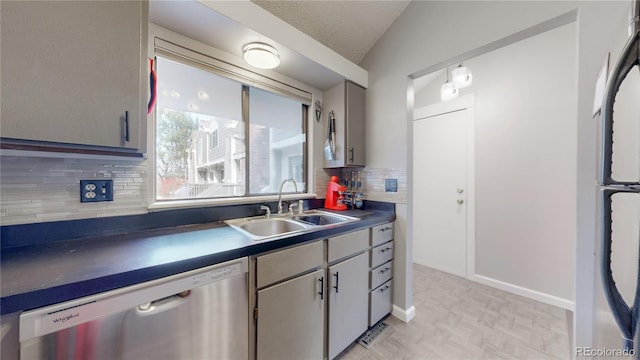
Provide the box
[252,0,411,64]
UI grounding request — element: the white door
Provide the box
[413,104,472,277]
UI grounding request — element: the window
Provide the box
[154,55,307,201]
[209,129,219,149]
[249,87,306,194]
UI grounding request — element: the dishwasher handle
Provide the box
[19,257,248,342]
[137,290,191,312]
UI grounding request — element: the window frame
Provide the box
[149,34,315,210]
[209,128,219,150]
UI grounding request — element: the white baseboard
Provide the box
[414,259,466,279]
[473,274,575,311]
[391,304,416,323]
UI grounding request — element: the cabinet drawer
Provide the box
[369,280,392,326]
[370,261,393,290]
[371,223,394,247]
[370,242,393,268]
[328,229,369,263]
[256,241,324,288]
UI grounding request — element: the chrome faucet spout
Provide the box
[277,178,298,214]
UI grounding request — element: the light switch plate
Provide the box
[385,178,397,192]
[80,180,113,202]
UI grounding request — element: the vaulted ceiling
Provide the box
[252,1,411,64]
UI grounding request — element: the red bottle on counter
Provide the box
[325,176,348,210]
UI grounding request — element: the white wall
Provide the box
[359,0,632,347]
[414,22,578,305]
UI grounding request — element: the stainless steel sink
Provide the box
[225,210,358,241]
[291,210,358,226]
[239,218,307,237]
[225,217,311,241]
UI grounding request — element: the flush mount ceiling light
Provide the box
[452,63,473,88]
[441,66,459,102]
[243,43,280,69]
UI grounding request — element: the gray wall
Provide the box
[414,22,578,303]
[359,0,632,347]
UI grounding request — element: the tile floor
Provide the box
[339,263,572,360]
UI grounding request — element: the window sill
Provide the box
[148,193,318,212]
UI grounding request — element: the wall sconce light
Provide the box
[243,43,280,69]
[452,63,473,88]
[441,66,459,102]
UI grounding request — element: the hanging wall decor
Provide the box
[315,100,322,122]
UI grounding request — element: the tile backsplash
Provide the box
[315,167,407,204]
[1,155,149,225]
[1,155,405,226]
[343,167,407,204]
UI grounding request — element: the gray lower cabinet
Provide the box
[256,269,326,360]
[370,280,393,326]
[252,228,372,360]
[369,223,395,326]
[327,252,369,359]
[0,312,19,359]
[255,241,325,360]
[1,0,147,151]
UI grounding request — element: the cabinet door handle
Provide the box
[379,285,390,294]
[124,110,130,142]
[378,227,392,232]
[318,277,324,300]
[379,247,392,253]
[333,272,339,293]
[349,147,354,163]
[379,267,391,274]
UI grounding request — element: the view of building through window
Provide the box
[155,56,306,201]
[249,87,306,194]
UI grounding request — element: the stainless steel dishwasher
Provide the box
[19,257,248,360]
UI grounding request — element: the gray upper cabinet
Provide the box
[1,1,148,152]
[323,80,366,168]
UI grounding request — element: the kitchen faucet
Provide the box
[277,178,298,214]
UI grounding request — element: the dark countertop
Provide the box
[1,206,394,315]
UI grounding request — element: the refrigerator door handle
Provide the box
[600,188,639,350]
[600,29,639,186]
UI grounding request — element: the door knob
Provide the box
[457,188,464,194]
[457,199,464,205]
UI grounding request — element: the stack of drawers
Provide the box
[368,223,394,326]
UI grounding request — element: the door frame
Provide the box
[412,94,476,279]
